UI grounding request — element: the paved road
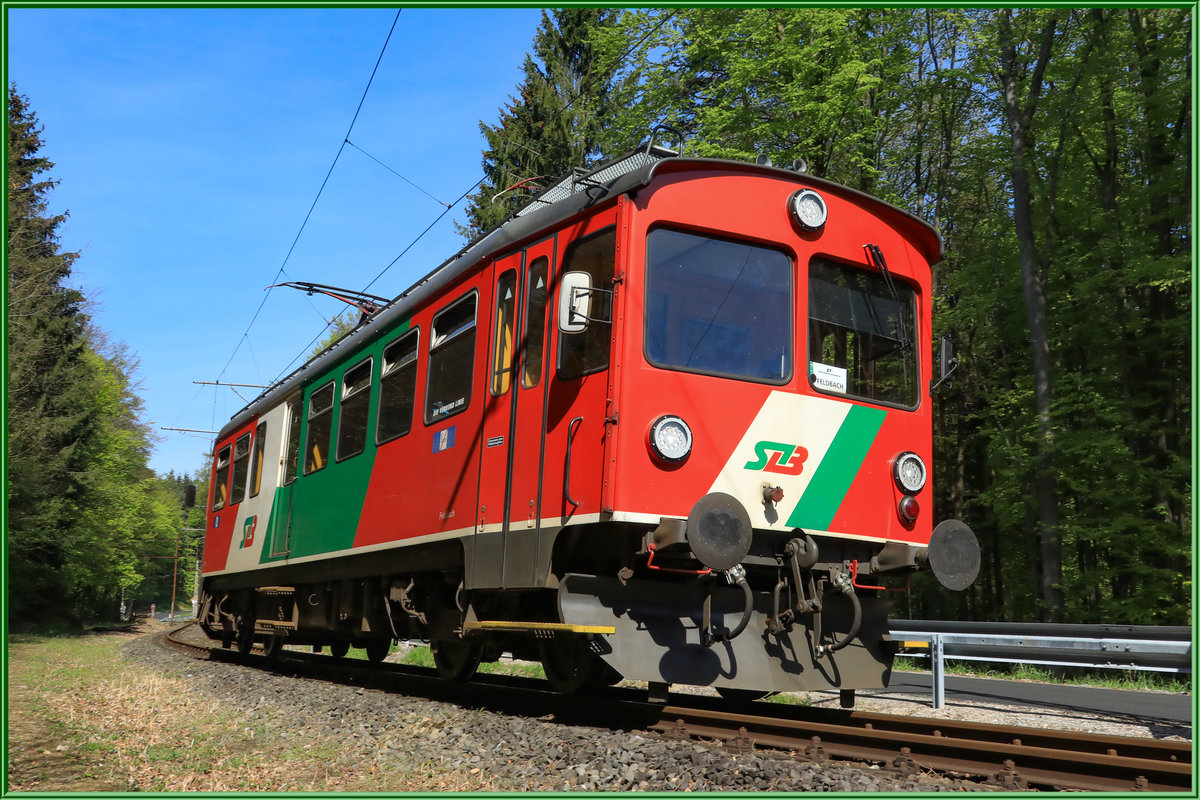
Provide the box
[877,671,1191,726]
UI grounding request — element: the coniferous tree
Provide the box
[8,86,183,623]
[458,9,624,239]
[7,84,92,618]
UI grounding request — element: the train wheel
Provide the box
[236,625,255,655]
[365,639,391,663]
[263,634,284,658]
[330,642,350,659]
[539,636,604,694]
[432,638,482,681]
[220,629,233,649]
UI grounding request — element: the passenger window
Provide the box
[337,358,372,461]
[249,421,267,498]
[282,395,302,484]
[425,293,477,423]
[230,432,251,504]
[558,228,615,378]
[522,257,549,389]
[377,329,419,444]
[211,445,231,511]
[491,270,517,396]
[304,382,335,475]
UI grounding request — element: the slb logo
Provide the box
[240,515,257,549]
[744,441,809,475]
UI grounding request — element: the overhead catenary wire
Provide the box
[344,139,452,208]
[234,10,682,401]
[266,172,485,386]
[214,8,402,384]
[351,13,680,298]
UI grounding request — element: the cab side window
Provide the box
[211,445,231,511]
[558,227,615,378]
[522,257,549,389]
[304,382,335,475]
[282,396,302,485]
[491,270,517,396]
[230,432,251,504]
[249,421,267,497]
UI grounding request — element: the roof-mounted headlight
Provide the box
[789,188,827,231]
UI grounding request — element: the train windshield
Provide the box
[807,257,918,408]
[644,228,793,383]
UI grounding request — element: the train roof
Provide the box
[216,150,943,439]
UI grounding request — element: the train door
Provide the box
[475,250,523,584]
[505,238,555,586]
[542,212,618,521]
[474,237,557,588]
[266,393,303,561]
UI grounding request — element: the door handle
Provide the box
[565,416,583,507]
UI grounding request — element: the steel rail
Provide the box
[161,626,1191,792]
[651,703,1191,792]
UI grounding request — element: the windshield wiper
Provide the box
[862,243,912,355]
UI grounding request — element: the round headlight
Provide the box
[649,415,693,463]
[893,452,927,494]
[789,188,827,231]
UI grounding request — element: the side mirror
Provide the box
[932,336,958,393]
[558,271,592,334]
[184,484,197,509]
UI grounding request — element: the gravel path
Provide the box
[126,628,990,792]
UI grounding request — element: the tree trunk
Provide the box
[997,10,1063,622]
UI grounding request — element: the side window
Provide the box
[282,396,302,485]
[304,382,335,475]
[522,257,549,389]
[558,227,615,378]
[336,358,372,461]
[425,293,477,423]
[491,270,517,396]
[211,445,231,511]
[230,432,251,505]
[377,329,419,444]
[249,421,267,498]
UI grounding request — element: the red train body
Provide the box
[198,150,978,697]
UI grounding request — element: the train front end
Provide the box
[557,160,979,696]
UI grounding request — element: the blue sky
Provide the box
[7,7,546,477]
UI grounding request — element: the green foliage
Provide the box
[308,310,361,359]
[458,9,626,239]
[7,85,193,624]
[584,10,1192,624]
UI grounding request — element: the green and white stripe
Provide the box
[708,392,886,535]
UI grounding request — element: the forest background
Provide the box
[7,8,1192,627]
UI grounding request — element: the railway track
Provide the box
[164,623,1192,792]
[650,700,1191,791]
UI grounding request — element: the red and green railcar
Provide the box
[198,149,978,698]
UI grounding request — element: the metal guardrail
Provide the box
[887,620,1192,708]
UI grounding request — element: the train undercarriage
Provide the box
[198,512,979,701]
